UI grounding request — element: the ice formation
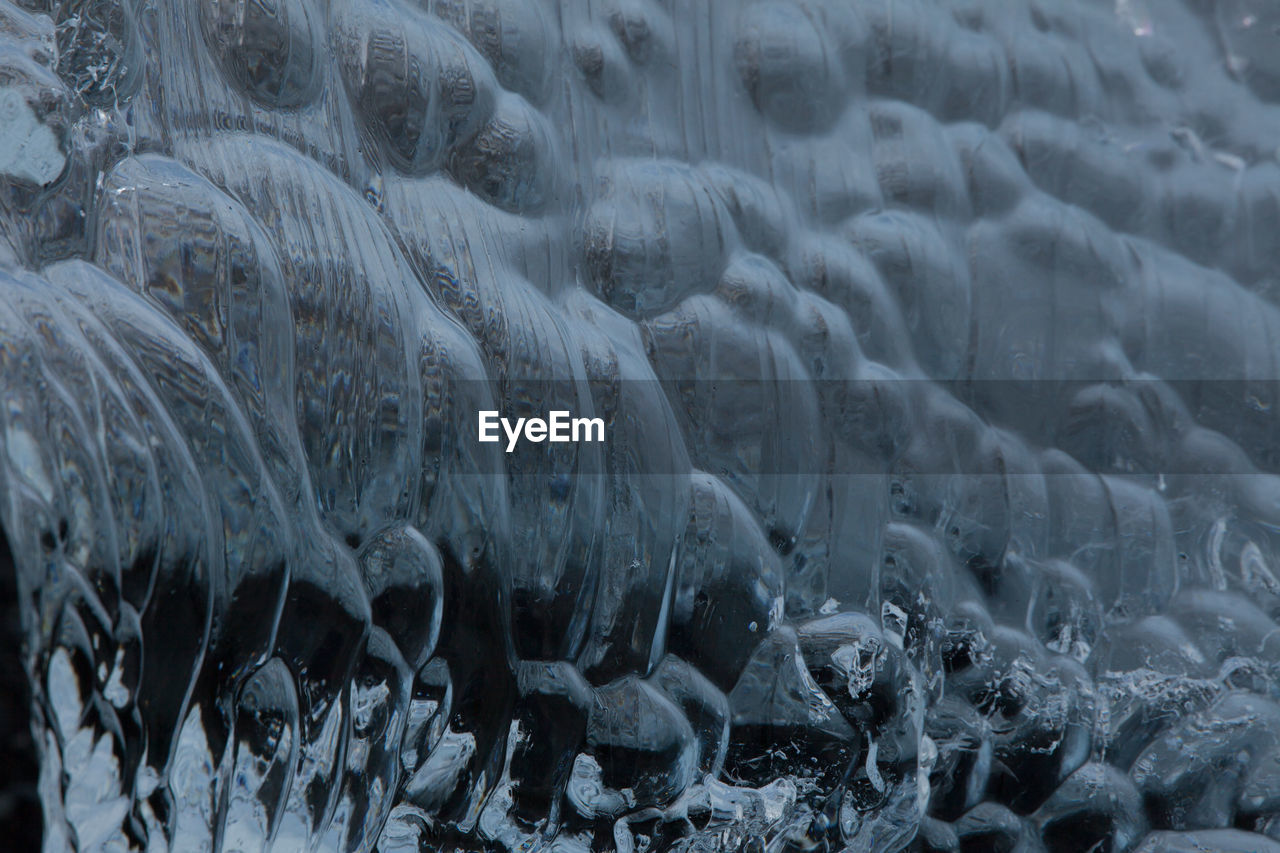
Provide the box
[4,0,1280,851]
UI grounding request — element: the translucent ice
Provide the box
[6,0,1280,851]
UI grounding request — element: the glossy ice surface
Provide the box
[4,0,1280,850]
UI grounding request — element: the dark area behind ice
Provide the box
[6,0,1280,851]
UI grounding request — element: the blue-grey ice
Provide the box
[4,0,1280,851]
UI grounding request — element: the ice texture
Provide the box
[4,0,1280,850]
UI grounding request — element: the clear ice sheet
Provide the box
[3,0,1280,851]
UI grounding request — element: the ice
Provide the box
[8,0,1280,850]
[0,87,66,186]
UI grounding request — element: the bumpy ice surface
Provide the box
[5,0,1280,851]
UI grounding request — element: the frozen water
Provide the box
[5,0,1280,850]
